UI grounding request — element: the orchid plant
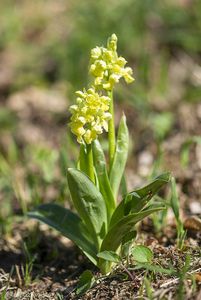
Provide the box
[29,34,170,274]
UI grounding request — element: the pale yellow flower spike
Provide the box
[90,34,134,90]
[69,88,112,144]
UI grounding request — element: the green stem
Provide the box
[86,143,95,183]
[108,90,116,167]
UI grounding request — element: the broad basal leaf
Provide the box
[67,168,108,248]
[109,115,129,200]
[28,203,98,265]
[101,205,165,253]
[93,140,115,220]
[97,250,121,263]
[110,172,170,227]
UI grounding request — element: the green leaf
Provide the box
[121,230,137,257]
[67,168,108,248]
[93,140,115,220]
[101,205,165,253]
[122,230,137,245]
[76,270,95,295]
[109,114,129,199]
[120,174,128,197]
[97,251,121,263]
[110,172,170,227]
[28,203,98,265]
[132,263,176,275]
[170,176,180,221]
[99,205,165,274]
[131,245,153,263]
[79,143,88,174]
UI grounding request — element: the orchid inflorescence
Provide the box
[69,88,111,144]
[69,34,134,145]
[90,34,134,91]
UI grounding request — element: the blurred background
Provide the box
[0,0,201,233]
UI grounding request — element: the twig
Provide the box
[120,263,135,281]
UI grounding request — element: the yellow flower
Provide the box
[89,34,134,90]
[69,88,111,144]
